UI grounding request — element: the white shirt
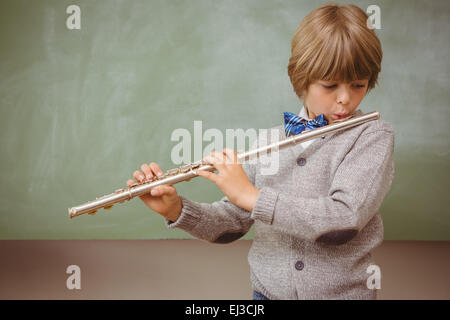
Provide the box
[298,106,316,150]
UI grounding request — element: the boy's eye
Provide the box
[321,83,366,89]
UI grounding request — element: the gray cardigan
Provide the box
[165,109,395,300]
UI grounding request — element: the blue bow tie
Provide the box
[283,112,328,137]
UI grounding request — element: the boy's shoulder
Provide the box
[359,115,393,129]
[344,109,394,136]
[357,117,394,138]
[327,109,394,140]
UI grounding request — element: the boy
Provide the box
[127,3,394,299]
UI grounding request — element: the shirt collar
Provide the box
[299,106,311,120]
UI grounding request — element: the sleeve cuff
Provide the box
[251,187,279,224]
[164,196,202,231]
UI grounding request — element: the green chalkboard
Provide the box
[0,0,449,240]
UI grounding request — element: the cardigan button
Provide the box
[296,157,307,166]
[295,260,304,271]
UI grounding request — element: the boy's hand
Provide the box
[195,149,259,212]
[127,162,182,222]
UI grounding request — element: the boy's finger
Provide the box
[195,169,218,183]
[140,163,154,180]
[127,179,135,187]
[149,162,164,177]
[208,151,229,172]
[133,170,145,182]
[214,150,235,166]
[222,148,239,164]
[211,151,228,164]
[204,154,225,171]
[151,185,176,197]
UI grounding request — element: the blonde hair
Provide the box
[287,3,382,100]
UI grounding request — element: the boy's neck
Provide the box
[304,106,315,120]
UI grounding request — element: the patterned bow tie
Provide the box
[283,112,328,137]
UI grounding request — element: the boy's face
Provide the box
[303,79,369,124]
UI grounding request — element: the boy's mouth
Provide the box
[332,113,349,120]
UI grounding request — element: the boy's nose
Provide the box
[336,88,350,105]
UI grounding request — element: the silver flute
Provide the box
[68,111,380,219]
